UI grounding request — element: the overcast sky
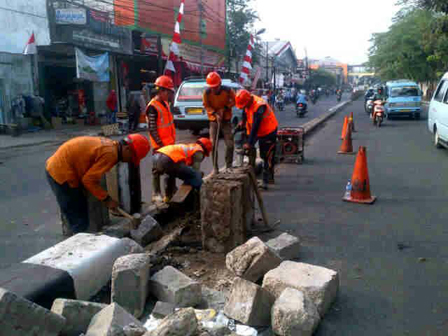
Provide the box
[253,0,401,64]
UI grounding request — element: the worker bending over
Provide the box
[146,75,176,202]
[203,72,236,170]
[46,135,150,234]
[152,138,212,202]
[235,89,278,190]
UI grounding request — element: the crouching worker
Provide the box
[152,138,212,202]
[46,135,150,235]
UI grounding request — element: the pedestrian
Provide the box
[203,72,236,172]
[126,94,140,132]
[152,138,212,201]
[235,89,278,190]
[45,135,150,235]
[145,75,176,202]
[106,90,117,124]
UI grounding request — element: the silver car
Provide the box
[172,78,243,134]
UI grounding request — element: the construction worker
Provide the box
[203,72,236,171]
[146,75,176,202]
[235,89,278,190]
[46,135,150,235]
[152,138,212,201]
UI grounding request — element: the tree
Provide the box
[227,0,258,74]
[308,68,336,87]
[398,0,448,14]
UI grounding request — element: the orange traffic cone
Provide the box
[338,125,355,154]
[343,146,376,204]
[341,116,349,139]
[349,112,356,132]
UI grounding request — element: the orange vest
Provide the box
[148,99,176,149]
[245,95,278,137]
[157,144,204,166]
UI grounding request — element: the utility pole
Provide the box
[198,0,204,76]
[265,42,269,87]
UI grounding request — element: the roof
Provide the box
[266,40,298,68]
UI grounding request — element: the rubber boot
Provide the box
[225,146,234,170]
[152,173,162,203]
[164,175,177,203]
[262,171,270,190]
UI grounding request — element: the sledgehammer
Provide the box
[116,207,142,230]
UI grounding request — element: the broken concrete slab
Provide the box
[198,286,226,311]
[151,301,176,319]
[51,298,107,336]
[266,233,301,260]
[201,174,246,253]
[86,302,145,336]
[271,288,320,336]
[223,277,274,327]
[149,266,202,307]
[226,236,282,282]
[123,323,147,336]
[262,261,339,317]
[131,215,163,246]
[0,287,66,336]
[121,238,144,254]
[112,253,150,318]
[145,307,198,336]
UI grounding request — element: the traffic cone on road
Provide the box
[338,125,355,154]
[340,116,349,139]
[343,146,377,204]
[349,112,356,132]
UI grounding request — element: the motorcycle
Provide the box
[336,93,342,102]
[365,99,374,115]
[296,102,307,117]
[275,100,284,111]
[372,100,385,127]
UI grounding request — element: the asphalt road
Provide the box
[0,94,342,269]
[262,99,448,335]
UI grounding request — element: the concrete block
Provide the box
[24,233,129,301]
[271,288,320,336]
[223,278,274,327]
[201,174,247,253]
[262,261,339,317]
[112,253,150,318]
[149,266,202,307]
[86,302,144,336]
[226,237,282,282]
[0,287,66,336]
[146,307,198,336]
[51,298,107,336]
[123,323,147,336]
[151,301,176,318]
[131,215,163,246]
[121,237,144,254]
[266,233,301,260]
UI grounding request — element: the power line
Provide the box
[0,5,47,19]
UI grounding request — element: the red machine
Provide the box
[276,127,305,164]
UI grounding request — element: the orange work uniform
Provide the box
[202,86,236,122]
[245,95,278,137]
[46,136,118,201]
[146,99,176,150]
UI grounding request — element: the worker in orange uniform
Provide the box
[235,89,278,190]
[46,135,150,235]
[152,138,212,201]
[145,75,176,202]
[203,72,236,171]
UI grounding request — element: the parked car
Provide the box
[172,78,243,134]
[385,80,422,119]
[428,72,448,148]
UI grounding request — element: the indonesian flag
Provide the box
[24,32,37,55]
[164,0,184,74]
[239,35,254,84]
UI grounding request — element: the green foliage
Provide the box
[227,0,258,62]
[309,68,336,87]
[398,0,448,14]
[368,9,442,82]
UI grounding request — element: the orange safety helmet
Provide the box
[235,89,252,109]
[197,137,212,156]
[124,134,151,166]
[155,75,175,92]
[206,72,222,88]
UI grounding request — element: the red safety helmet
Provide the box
[197,137,212,156]
[235,89,252,109]
[155,75,175,92]
[206,72,222,88]
[124,134,151,166]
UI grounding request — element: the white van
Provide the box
[428,72,448,148]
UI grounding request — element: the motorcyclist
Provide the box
[371,86,387,118]
[296,90,308,108]
[275,91,284,111]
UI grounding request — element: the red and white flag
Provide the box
[164,0,184,75]
[24,32,37,55]
[239,35,255,84]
